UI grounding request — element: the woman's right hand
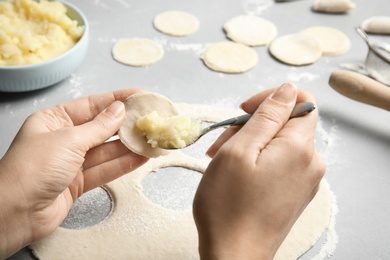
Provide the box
[193,83,325,260]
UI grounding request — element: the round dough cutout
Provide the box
[312,0,356,13]
[154,10,199,36]
[112,38,163,67]
[301,26,350,56]
[118,92,177,158]
[223,15,278,46]
[269,33,322,66]
[201,41,258,73]
[362,16,390,35]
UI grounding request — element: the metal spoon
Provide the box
[163,101,316,150]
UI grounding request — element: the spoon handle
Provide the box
[206,101,315,133]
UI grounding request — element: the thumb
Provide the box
[75,101,125,149]
[233,83,297,155]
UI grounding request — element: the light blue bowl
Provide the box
[0,1,89,92]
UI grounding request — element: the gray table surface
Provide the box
[2,0,390,259]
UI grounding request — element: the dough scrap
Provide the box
[269,33,322,66]
[112,38,163,66]
[362,16,390,35]
[201,41,258,73]
[118,92,177,158]
[312,0,356,13]
[223,15,278,46]
[153,10,199,36]
[301,26,350,56]
[30,103,337,260]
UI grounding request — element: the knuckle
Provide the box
[314,155,326,179]
[252,107,285,129]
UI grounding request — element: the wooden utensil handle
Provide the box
[329,70,390,111]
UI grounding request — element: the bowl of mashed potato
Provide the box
[0,0,89,92]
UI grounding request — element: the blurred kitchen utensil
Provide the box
[356,27,390,86]
[329,69,390,111]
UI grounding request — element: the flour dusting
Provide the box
[287,68,320,82]
[315,117,341,166]
[168,42,205,56]
[311,182,339,260]
[68,73,84,99]
[243,0,274,15]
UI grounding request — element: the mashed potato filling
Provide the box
[136,111,202,149]
[0,0,84,66]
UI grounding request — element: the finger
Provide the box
[208,85,317,158]
[61,88,144,126]
[240,88,277,113]
[241,88,315,114]
[274,92,318,145]
[207,84,299,158]
[74,101,125,149]
[230,83,298,157]
[206,126,241,158]
[83,139,131,169]
[83,152,148,192]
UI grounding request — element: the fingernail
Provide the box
[271,83,297,104]
[105,101,124,118]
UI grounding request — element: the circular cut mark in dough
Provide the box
[223,15,278,46]
[201,41,258,73]
[362,16,390,35]
[112,38,163,67]
[60,187,112,229]
[142,166,202,210]
[118,92,177,158]
[154,10,199,36]
[269,33,322,66]
[312,0,356,13]
[30,104,337,260]
[301,26,350,56]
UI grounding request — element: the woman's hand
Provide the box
[193,83,325,260]
[0,89,148,258]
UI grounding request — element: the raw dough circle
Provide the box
[269,33,322,66]
[312,0,356,13]
[301,26,350,56]
[153,10,199,36]
[30,103,337,260]
[118,92,177,158]
[201,41,258,73]
[362,16,390,35]
[223,15,278,46]
[112,38,164,66]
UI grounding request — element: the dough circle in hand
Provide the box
[223,15,278,46]
[362,16,390,35]
[201,41,258,73]
[118,92,177,158]
[301,26,350,56]
[30,103,337,260]
[153,10,199,36]
[112,38,163,66]
[269,33,322,66]
[312,0,356,13]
